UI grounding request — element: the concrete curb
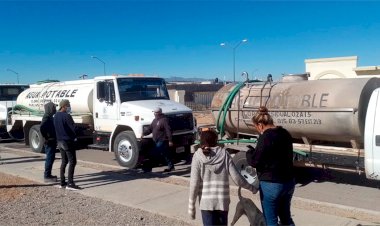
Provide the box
[168,175,380,223]
[292,197,380,223]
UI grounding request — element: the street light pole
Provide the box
[221,39,248,83]
[79,74,88,80]
[6,68,19,84]
[91,56,106,75]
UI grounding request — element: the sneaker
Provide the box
[59,182,67,189]
[163,166,175,172]
[66,184,82,191]
[44,175,58,182]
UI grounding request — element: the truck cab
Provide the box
[92,75,196,168]
[365,88,380,180]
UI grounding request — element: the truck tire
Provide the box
[232,151,257,185]
[114,131,139,168]
[29,125,45,153]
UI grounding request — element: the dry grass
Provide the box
[193,111,215,126]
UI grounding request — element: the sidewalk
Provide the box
[0,150,378,226]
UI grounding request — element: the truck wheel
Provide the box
[114,131,139,168]
[232,152,257,185]
[29,125,45,153]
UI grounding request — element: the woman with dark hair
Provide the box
[188,130,258,226]
[248,106,295,226]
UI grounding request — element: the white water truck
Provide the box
[208,74,380,181]
[7,75,196,168]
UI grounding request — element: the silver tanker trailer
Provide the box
[209,74,380,181]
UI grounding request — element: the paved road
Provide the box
[1,141,380,222]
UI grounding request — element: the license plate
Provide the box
[176,146,185,153]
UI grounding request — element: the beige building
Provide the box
[305,56,380,80]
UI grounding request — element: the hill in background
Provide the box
[164,76,219,83]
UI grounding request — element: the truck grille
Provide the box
[166,113,194,132]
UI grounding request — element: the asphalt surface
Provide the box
[1,141,380,225]
[76,147,380,213]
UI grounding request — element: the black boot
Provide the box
[163,165,175,172]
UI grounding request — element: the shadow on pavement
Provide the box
[295,167,380,189]
[0,156,44,165]
[72,168,188,189]
[0,183,52,189]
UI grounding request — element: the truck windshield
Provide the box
[0,85,29,101]
[117,77,170,102]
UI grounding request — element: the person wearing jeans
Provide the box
[44,144,56,179]
[40,102,57,182]
[200,210,228,226]
[247,106,296,226]
[155,140,173,168]
[259,180,296,225]
[54,99,81,191]
[141,107,174,172]
[188,130,258,226]
[58,140,77,188]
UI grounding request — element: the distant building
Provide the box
[166,83,224,111]
[305,56,380,80]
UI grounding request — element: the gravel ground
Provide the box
[0,172,193,226]
[193,111,214,126]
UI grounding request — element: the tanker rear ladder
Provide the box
[242,82,275,108]
[213,77,366,176]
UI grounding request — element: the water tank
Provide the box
[16,80,94,114]
[211,77,380,146]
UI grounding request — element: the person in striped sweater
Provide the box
[188,130,258,226]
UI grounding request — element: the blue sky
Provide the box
[1,1,380,84]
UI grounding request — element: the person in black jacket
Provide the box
[247,106,295,226]
[54,99,81,190]
[40,102,57,182]
[141,107,174,172]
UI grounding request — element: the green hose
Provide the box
[12,104,44,116]
[36,79,60,84]
[195,139,257,144]
[216,82,246,137]
[212,81,307,156]
[11,104,92,117]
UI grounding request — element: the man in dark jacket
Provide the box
[142,107,174,172]
[54,99,81,190]
[40,102,57,182]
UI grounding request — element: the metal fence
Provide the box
[184,91,216,111]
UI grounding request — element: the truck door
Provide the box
[94,80,119,132]
[364,88,380,180]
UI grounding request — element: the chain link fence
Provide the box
[184,91,216,111]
